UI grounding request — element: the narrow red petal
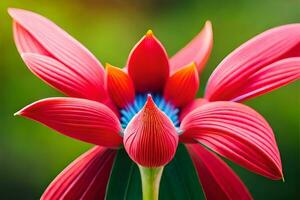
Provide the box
[127,30,170,92]
[170,21,213,75]
[231,58,300,102]
[187,144,252,200]
[41,146,116,200]
[123,95,178,167]
[180,101,283,179]
[22,53,107,102]
[16,97,122,148]
[106,63,135,108]
[164,62,199,107]
[8,8,108,102]
[205,24,300,101]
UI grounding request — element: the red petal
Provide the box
[8,8,108,102]
[205,24,300,101]
[41,146,116,200]
[127,30,170,92]
[164,63,199,107]
[106,63,135,108]
[170,21,213,74]
[187,144,252,200]
[123,95,178,167]
[180,101,283,179]
[231,58,300,102]
[22,53,108,102]
[16,97,122,148]
[179,98,208,121]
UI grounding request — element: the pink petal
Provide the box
[8,8,108,102]
[170,21,213,75]
[15,97,122,148]
[164,63,199,107]
[187,144,252,200]
[41,146,116,200]
[123,95,178,167]
[205,24,300,101]
[127,30,170,92]
[106,63,135,108]
[180,101,283,180]
[22,53,108,102]
[231,58,300,102]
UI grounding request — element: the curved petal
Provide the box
[164,63,199,107]
[41,146,116,200]
[106,63,135,108]
[180,101,283,180]
[170,21,213,75]
[231,58,300,102]
[127,30,170,92]
[22,53,107,102]
[123,95,178,167]
[179,98,208,121]
[205,24,300,101]
[8,8,108,102]
[15,97,122,148]
[187,144,252,200]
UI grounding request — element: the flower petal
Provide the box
[22,53,108,102]
[180,101,283,179]
[187,144,252,200]
[106,63,135,108]
[15,97,122,148]
[205,24,300,101]
[164,62,199,107]
[123,95,178,167]
[12,21,50,55]
[41,146,116,200]
[8,8,108,102]
[170,21,213,74]
[231,58,300,102]
[127,30,170,92]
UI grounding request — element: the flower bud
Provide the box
[123,95,178,168]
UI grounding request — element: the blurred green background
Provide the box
[0,0,299,199]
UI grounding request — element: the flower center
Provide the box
[120,94,179,129]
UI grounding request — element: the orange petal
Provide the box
[164,63,199,107]
[106,63,135,108]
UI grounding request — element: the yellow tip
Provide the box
[105,63,113,68]
[14,111,21,116]
[146,29,153,37]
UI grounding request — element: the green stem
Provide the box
[138,165,164,200]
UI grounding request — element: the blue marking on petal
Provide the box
[120,93,180,129]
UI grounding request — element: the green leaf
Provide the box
[105,148,142,200]
[105,144,204,200]
[159,144,205,200]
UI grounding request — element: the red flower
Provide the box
[10,7,300,200]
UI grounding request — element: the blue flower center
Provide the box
[120,94,179,129]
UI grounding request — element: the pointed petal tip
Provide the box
[7,7,19,16]
[205,20,212,27]
[143,94,157,110]
[14,110,22,116]
[146,29,154,37]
